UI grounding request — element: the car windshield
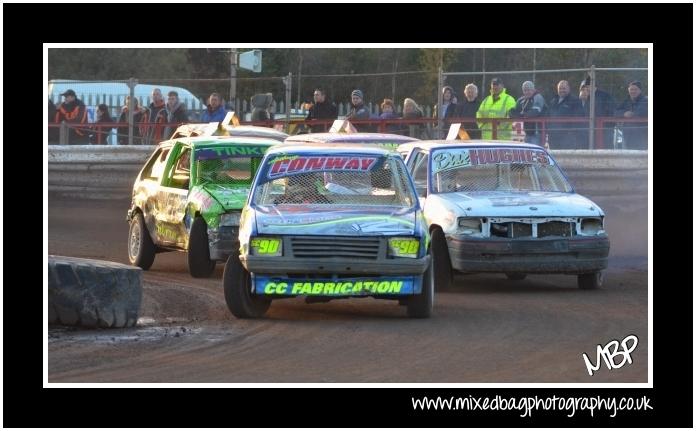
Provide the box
[253,153,416,207]
[430,147,572,193]
[193,146,263,186]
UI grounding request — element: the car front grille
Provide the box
[537,221,573,238]
[290,236,381,259]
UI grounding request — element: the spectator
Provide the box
[453,83,481,139]
[548,80,584,149]
[578,77,615,149]
[346,89,371,132]
[160,91,190,139]
[434,85,457,137]
[476,77,516,140]
[201,92,228,123]
[451,95,458,105]
[90,104,114,145]
[48,99,59,143]
[510,81,547,146]
[305,87,338,132]
[402,97,427,139]
[379,98,400,133]
[250,93,274,122]
[54,89,89,144]
[614,80,648,150]
[141,88,167,145]
[118,96,148,145]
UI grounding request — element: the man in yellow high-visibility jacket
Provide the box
[476,77,517,140]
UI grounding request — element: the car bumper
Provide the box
[208,226,239,260]
[242,254,430,276]
[446,235,609,274]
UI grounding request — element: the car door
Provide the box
[136,145,171,245]
[154,143,191,248]
[407,149,429,208]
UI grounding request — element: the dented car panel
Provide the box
[401,141,609,275]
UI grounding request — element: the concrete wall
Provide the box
[48,146,649,207]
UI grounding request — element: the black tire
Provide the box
[128,211,156,270]
[431,228,452,291]
[578,271,603,290]
[188,217,216,278]
[223,251,271,318]
[407,252,434,318]
[48,255,142,328]
[505,273,527,281]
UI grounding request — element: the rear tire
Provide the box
[578,271,603,290]
[407,252,434,318]
[188,217,216,278]
[505,273,527,281]
[431,228,451,291]
[128,212,156,270]
[223,251,271,318]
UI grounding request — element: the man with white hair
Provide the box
[453,83,482,139]
[510,80,547,145]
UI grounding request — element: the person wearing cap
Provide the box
[614,80,648,150]
[305,87,338,132]
[548,80,584,149]
[476,78,517,140]
[578,77,615,149]
[346,89,371,132]
[55,89,89,144]
[509,81,547,146]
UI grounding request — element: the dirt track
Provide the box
[47,197,648,383]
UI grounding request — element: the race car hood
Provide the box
[193,184,250,211]
[253,205,418,236]
[435,191,604,217]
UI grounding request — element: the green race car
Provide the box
[126,135,279,277]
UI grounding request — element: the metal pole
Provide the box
[588,65,596,149]
[481,48,486,94]
[437,66,443,138]
[532,48,536,83]
[285,72,292,133]
[127,77,137,145]
[296,49,302,105]
[230,49,238,114]
[59,121,67,145]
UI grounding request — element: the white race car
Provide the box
[398,140,609,290]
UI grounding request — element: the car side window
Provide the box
[141,148,170,182]
[411,151,428,197]
[167,148,191,190]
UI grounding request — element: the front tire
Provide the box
[407,252,434,318]
[128,212,156,270]
[188,217,216,278]
[431,228,452,291]
[578,271,603,290]
[223,251,271,318]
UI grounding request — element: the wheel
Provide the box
[407,252,434,318]
[431,228,452,291]
[578,271,603,290]
[128,212,156,270]
[49,255,142,328]
[505,273,527,281]
[223,251,271,318]
[188,217,216,278]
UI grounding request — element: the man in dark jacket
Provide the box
[614,80,648,150]
[548,80,584,149]
[305,87,338,132]
[142,88,168,144]
[345,89,371,132]
[578,77,615,149]
[160,91,190,139]
[453,83,481,139]
[54,89,89,144]
[510,81,547,146]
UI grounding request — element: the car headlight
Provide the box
[579,217,604,235]
[220,212,241,226]
[249,237,283,256]
[388,237,420,258]
[457,217,482,235]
